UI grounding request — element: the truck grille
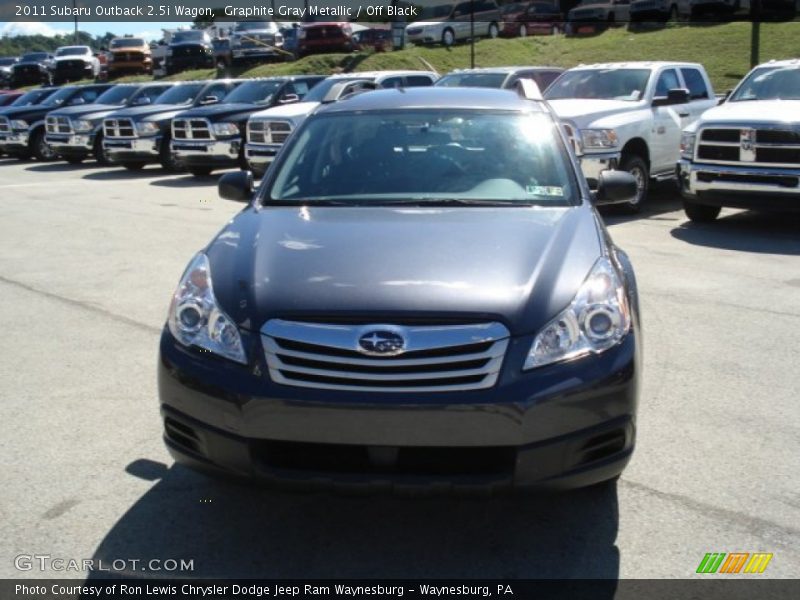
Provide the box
[172,118,212,140]
[113,51,144,62]
[697,126,800,167]
[46,116,72,134]
[55,59,86,71]
[262,320,509,393]
[0,117,10,133]
[248,120,292,145]
[103,118,136,138]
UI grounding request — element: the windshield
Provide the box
[545,68,651,101]
[235,21,277,32]
[110,38,144,48]
[223,80,284,105]
[172,31,205,43]
[268,110,575,206]
[153,83,205,105]
[302,77,372,103]
[40,87,76,107]
[415,1,456,20]
[95,86,138,106]
[56,47,88,57]
[435,72,508,89]
[21,53,48,62]
[9,89,54,106]
[729,66,800,102]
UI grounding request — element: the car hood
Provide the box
[0,105,53,121]
[106,103,192,120]
[54,55,91,63]
[13,61,45,69]
[695,99,800,125]
[547,98,643,123]
[174,103,265,121]
[251,101,319,120]
[48,103,121,120]
[205,205,602,335]
[408,21,447,28]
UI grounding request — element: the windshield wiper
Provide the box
[266,199,354,206]
[377,198,538,207]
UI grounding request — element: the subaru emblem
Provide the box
[358,330,405,356]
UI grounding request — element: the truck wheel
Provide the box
[683,200,721,223]
[442,28,455,47]
[93,133,111,166]
[188,167,213,177]
[619,154,649,212]
[159,135,183,172]
[519,24,528,37]
[30,128,57,161]
[123,162,146,171]
[488,23,499,39]
[65,157,84,165]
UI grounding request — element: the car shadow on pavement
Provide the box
[85,459,621,582]
[670,211,800,255]
[25,162,93,173]
[149,175,223,188]
[82,168,164,181]
[601,182,683,225]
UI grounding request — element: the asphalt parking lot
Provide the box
[1,157,798,580]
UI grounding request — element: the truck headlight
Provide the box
[212,122,239,137]
[580,129,619,150]
[136,121,159,136]
[524,257,631,370]
[680,132,696,160]
[72,120,93,132]
[11,120,28,130]
[168,253,246,364]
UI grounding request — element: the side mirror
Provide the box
[592,170,638,206]
[279,93,300,104]
[134,96,152,105]
[199,95,219,105]
[69,97,86,105]
[653,88,690,107]
[218,171,254,203]
[718,89,732,105]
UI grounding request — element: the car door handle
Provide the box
[679,112,690,117]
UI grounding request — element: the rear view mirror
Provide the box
[279,93,300,104]
[592,170,638,206]
[134,96,152,105]
[218,171,254,203]
[652,88,690,107]
[199,95,219,105]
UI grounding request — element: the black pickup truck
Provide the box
[102,79,243,172]
[0,83,112,160]
[45,82,173,164]
[170,75,324,177]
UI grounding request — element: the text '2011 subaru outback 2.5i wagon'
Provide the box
[159,85,642,492]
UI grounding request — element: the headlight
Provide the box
[168,253,246,364]
[524,257,631,370]
[72,119,93,132]
[136,121,159,136]
[212,122,239,137]
[680,131,696,160]
[11,120,28,130]
[580,129,619,150]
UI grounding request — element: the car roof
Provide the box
[758,58,800,68]
[569,61,704,70]
[326,70,438,79]
[444,66,563,75]
[316,87,546,114]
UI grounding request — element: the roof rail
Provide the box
[321,80,379,104]
[516,78,543,101]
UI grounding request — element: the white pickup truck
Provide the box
[677,59,800,222]
[544,61,717,210]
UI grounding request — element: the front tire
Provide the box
[93,133,111,166]
[30,128,57,161]
[123,162,146,171]
[159,135,183,173]
[488,22,499,39]
[519,24,528,37]
[619,154,649,212]
[683,200,721,223]
[442,28,455,47]
[188,166,213,177]
[65,157,84,165]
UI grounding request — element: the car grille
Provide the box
[697,126,800,167]
[262,320,510,393]
[172,118,212,140]
[172,46,207,58]
[0,116,10,133]
[55,60,86,71]
[114,51,144,62]
[103,118,137,138]
[46,116,72,134]
[248,119,292,145]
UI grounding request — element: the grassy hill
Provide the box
[113,21,799,92]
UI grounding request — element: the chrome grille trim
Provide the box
[103,118,137,139]
[46,116,72,134]
[0,116,10,133]
[248,119,292,145]
[696,125,800,167]
[261,320,510,392]
[172,118,213,140]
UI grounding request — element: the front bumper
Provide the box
[579,151,621,186]
[53,66,93,83]
[0,130,30,150]
[166,56,215,73]
[244,143,280,170]
[232,47,281,60]
[171,137,241,167]
[677,159,800,211]
[158,327,639,491]
[103,135,161,162]
[46,132,94,156]
[108,60,151,74]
